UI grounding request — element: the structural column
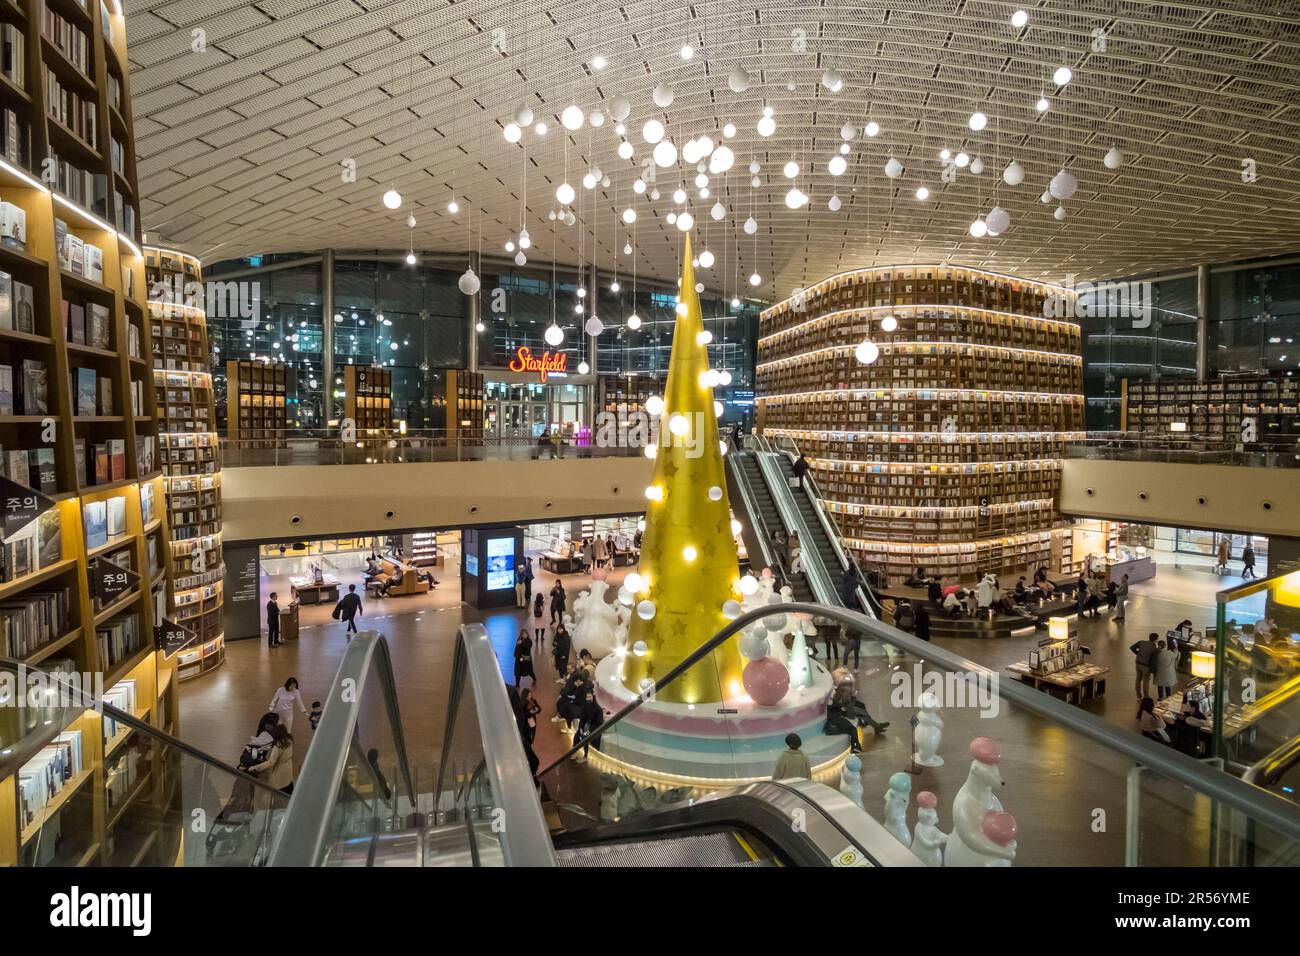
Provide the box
[322,247,335,419]
[1196,262,1211,383]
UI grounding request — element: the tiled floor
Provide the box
[179,556,1242,865]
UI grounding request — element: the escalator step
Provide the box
[555,831,758,867]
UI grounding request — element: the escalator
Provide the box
[726,450,814,602]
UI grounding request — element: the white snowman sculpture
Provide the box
[944,736,1019,867]
[570,578,621,658]
[883,771,912,845]
[910,790,948,867]
[838,754,864,809]
[912,691,945,767]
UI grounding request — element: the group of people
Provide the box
[1074,570,1130,622]
[238,677,321,801]
[1215,539,1258,578]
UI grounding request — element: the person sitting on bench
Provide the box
[377,566,404,596]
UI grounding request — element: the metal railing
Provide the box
[1067,431,1300,467]
[219,428,644,467]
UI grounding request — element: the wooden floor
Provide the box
[179,556,1252,866]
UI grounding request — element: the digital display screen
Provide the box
[485,538,515,591]
[465,554,479,577]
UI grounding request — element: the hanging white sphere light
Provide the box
[821,67,843,93]
[749,272,762,286]
[680,43,695,60]
[627,313,642,330]
[633,178,646,194]
[699,249,715,268]
[407,213,417,228]
[458,268,480,295]
[617,140,634,160]
[1011,9,1029,28]
[556,182,575,205]
[695,172,709,188]
[534,121,548,135]
[673,187,688,204]
[1035,96,1050,113]
[841,122,857,141]
[880,314,898,332]
[382,188,402,209]
[519,228,531,249]
[682,138,701,165]
[544,323,564,346]
[583,170,598,189]
[865,121,880,137]
[405,251,416,265]
[969,218,988,237]
[884,157,904,178]
[515,103,534,126]
[577,287,587,299]
[743,216,758,235]
[564,210,576,226]
[697,330,713,345]
[623,242,633,255]
[729,66,751,93]
[1053,66,1073,86]
[577,360,590,374]
[585,317,604,336]
[677,211,694,231]
[1054,205,1067,220]
[609,95,631,121]
[751,175,761,188]
[645,395,664,415]
[666,212,677,224]
[828,155,848,176]
[915,185,930,200]
[855,339,880,365]
[610,280,620,292]
[969,111,988,131]
[622,207,637,224]
[1041,189,1052,204]
[710,201,726,221]
[955,152,970,168]
[589,110,606,128]
[561,103,585,130]
[757,114,776,137]
[1104,146,1124,170]
[828,195,842,211]
[696,136,715,157]
[970,157,985,175]
[839,143,851,155]
[722,122,737,139]
[653,140,678,167]
[986,206,1011,234]
[709,145,735,174]
[642,119,665,144]
[783,160,800,179]
[1003,160,1025,185]
[503,122,522,142]
[506,240,516,252]
[940,149,952,162]
[653,83,674,108]
[784,187,808,209]
[1049,168,1078,199]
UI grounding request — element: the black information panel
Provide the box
[93,557,140,602]
[0,475,55,540]
[223,543,262,640]
[155,616,197,657]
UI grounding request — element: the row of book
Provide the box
[45,65,98,144]
[110,136,125,175]
[1,23,23,90]
[40,4,92,76]
[113,187,135,236]
[3,445,58,493]
[82,492,126,550]
[0,271,38,333]
[102,678,136,746]
[0,586,73,658]
[0,358,49,414]
[1,107,31,168]
[55,217,106,281]
[62,297,112,348]
[79,436,125,488]
[19,729,83,827]
[70,365,113,416]
[96,613,141,668]
[105,743,144,811]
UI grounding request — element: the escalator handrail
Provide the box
[0,656,286,799]
[268,631,419,866]
[439,624,557,866]
[534,604,1300,843]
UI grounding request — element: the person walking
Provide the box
[1153,639,1178,701]
[839,563,862,609]
[532,592,546,645]
[574,690,605,760]
[594,534,609,570]
[1075,573,1088,620]
[1130,633,1159,701]
[1113,573,1130,623]
[552,622,572,680]
[266,591,281,648]
[1216,538,1231,575]
[513,629,535,689]
[791,452,810,490]
[914,603,932,642]
[581,538,595,574]
[519,687,541,745]
[246,722,296,797]
[269,677,308,732]
[841,626,860,669]
[549,581,567,625]
[1242,545,1256,579]
[332,583,363,636]
[772,733,812,780]
[521,556,535,603]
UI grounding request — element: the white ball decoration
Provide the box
[969,111,988,131]
[915,185,930,200]
[722,600,742,620]
[514,251,527,266]
[666,212,677,225]
[609,95,631,121]
[677,211,694,231]
[709,201,727,222]
[645,395,664,415]
[749,272,762,286]
[969,217,988,237]
[625,572,645,593]
[723,122,737,138]
[784,187,808,209]
[514,103,534,126]
[633,178,646,194]
[743,216,758,235]
[750,176,761,188]
[627,313,642,330]
[740,631,769,660]
[865,121,880,137]
[884,157,904,178]
[709,145,735,174]
[708,485,724,501]
[764,612,787,633]
[544,323,564,346]
[577,360,590,374]
[1049,168,1079,199]
[556,182,575,205]
[739,574,759,595]
[622,207,637,224]
[699,248,715,267]
[986,206,1010,234]
[783,160,800,179]
[970,157,984,175]
[729,66,751,93]
[382,188,402,209]
[1040,189,1052,204]
[583,171,597,189]
[585,317,604,336]
[503,122,522,143]
[756,114,776,137]
[1003,160,1025,186]
[880,314,898,332]
[617,587,634,606]
[642,119,665,144]
[633,640,648,657]
[828,155,847,176]
[458,268,480,295]
[653,140,678,167]
[617,140,634,160]
[636,600,656,621]
[1104,146,1123,170]
[561,104,585,130]
[855,339,879,365]
[828,195,842,211]
[589,110,605,128]
[1054,205,1067,220]
[1011,9,1029,28]
[652,83,674,108]
[821,67,843,93]
[1053,66,1073,86]
[840,123,856,141]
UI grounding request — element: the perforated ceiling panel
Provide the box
[125,0,1300,292]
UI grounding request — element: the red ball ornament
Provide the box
[742,657,790,706]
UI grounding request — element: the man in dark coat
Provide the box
[333,583,364,636]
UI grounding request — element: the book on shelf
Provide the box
[83,499,106,550]
[19,358,47,414]
[109,439,124,480]
[0,107,29,168]
[36,507,60,565]
[1,23,23,91]
[13,278,33,333]
[96,614,142,668]
[97,375,112,415]
[75,366,96,416]
[1,519,32,580]
[0,586,73,658]
[88,303,109,348]
[0,200,26,251]
[32,447,55,494]
[18,730,84,827]
[106,495,125,538]
[0,363,12,414]
[92,441,107,484]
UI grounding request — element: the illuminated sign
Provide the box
[508,346,568,383]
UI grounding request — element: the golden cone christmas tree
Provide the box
[622,234,744,704]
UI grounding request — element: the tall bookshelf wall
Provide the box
[0,0,182,867]
[757,265,1084,585]
[1123,377,1300,449]
[145,246,223,681]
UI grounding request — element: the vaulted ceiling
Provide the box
[125,0,1300,295]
